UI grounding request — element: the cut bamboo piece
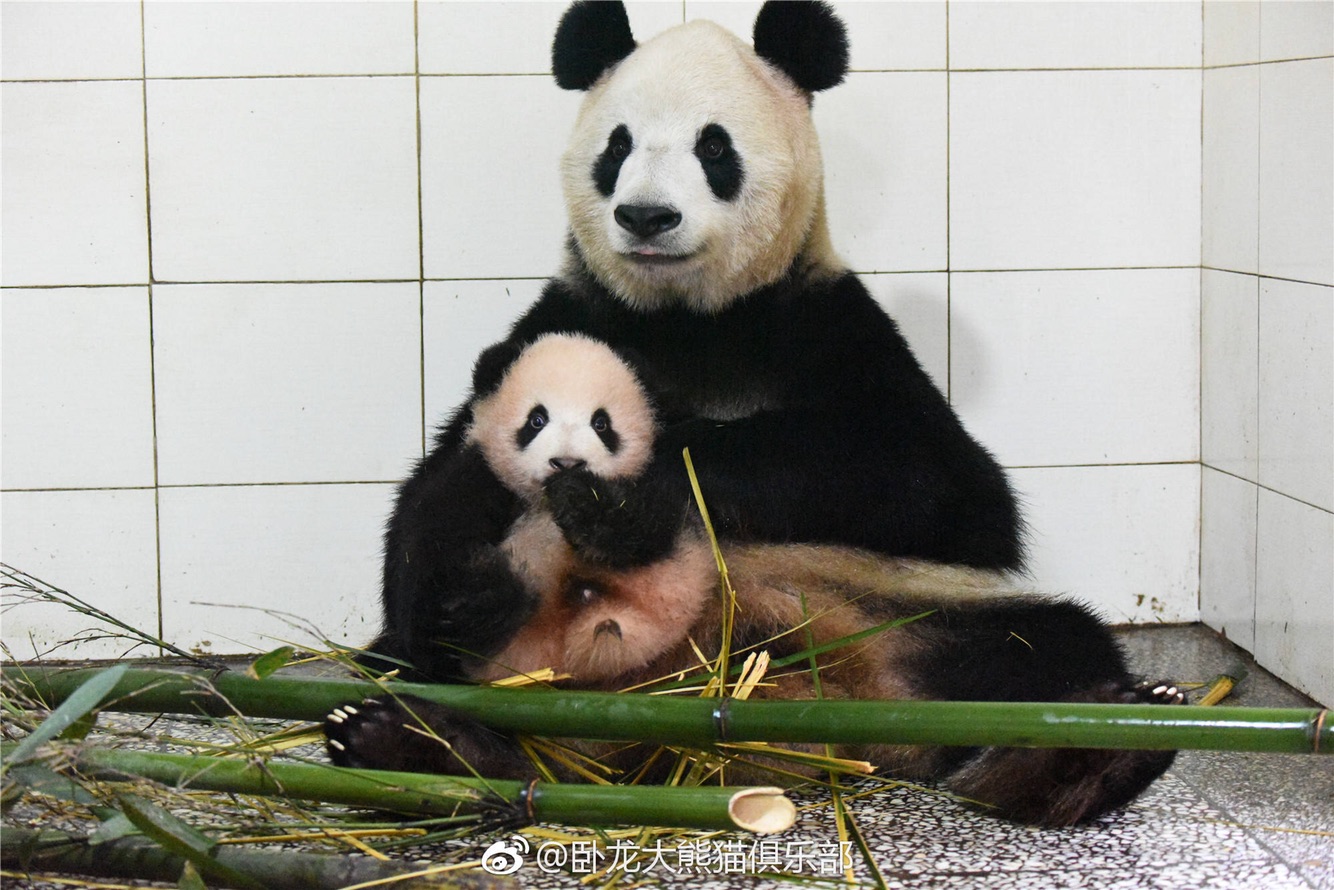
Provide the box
[24,745,795,834]
[9,666,1331,755]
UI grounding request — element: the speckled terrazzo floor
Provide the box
[3,625,1330,889]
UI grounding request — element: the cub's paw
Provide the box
[1131,680,1187,706]
[544,470,634,562]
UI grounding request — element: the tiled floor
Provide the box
[2,624,1330,889]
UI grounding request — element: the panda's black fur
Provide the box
[330,0,1183,827]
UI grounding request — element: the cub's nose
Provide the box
[614,204,681,239]
[549,457,587,472]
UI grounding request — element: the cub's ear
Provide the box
[471,341,523,398]
[552,1,636,91]
[753,1,849,94]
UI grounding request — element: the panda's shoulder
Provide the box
[776,270,904,339]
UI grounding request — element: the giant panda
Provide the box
[365,0,1025,688]
[328,332,1183,827]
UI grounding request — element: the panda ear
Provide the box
[471,341,523,398]
[552,1,637,91]
[753,1,849,94]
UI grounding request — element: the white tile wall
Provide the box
[1,1,143,80]
[152,283,422,486]
[818,72,948,273]
[1202,65,1259,273]
[950,69,1201,271]
[1,288,156,490]
[950,269,1199,468]
[1201,270,1259,480]
[1255,490,1334,706]
[948,2,1202,70]
[1200,468,1258,653]
[3,2,1330,697]
[0,489,160,661]
[423,279,547,429]
[420,76,581,279]
[1258,279,1334,512]
[1258,0,1334,62]
[1257,57,1334,286]
[1203,0,1260,68]
[1199,0,1334,704]
[1,81,148,286]
[143,1,415,78]
[1010,464,1201,624]
[146,76,420,283]
[157,484,392,654]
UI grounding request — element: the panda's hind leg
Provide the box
[944,680,1185,826]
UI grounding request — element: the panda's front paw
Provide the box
[544,469,639,564]
[326,695,532,779]
[1130,680,1187,706]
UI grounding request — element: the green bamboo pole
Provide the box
[7,665,1330,755]
[1,825,501,890]
[44,745,793,833]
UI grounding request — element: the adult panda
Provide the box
[367,0,1025,685]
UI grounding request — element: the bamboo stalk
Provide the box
[0,825,504,889]
[8,665,1331,755]
[3,743,795,834]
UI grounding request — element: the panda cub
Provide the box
[328,334,1183,827]
[462,332,717,684]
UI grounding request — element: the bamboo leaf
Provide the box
[119,793,267,890]
[90,812,140,845]
[178,861,207,890]
[5,763,101,805]
[5,662,127,765]
[246,646,296,680]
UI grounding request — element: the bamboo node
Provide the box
[523,778,540,822]
[1315,709,1328,754]
[712,696,733,742]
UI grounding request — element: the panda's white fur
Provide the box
[561,20,839,313]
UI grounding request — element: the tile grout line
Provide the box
[414,0,428,460]
[1197,0,1206,621]
[1252,6,1264,647]
[944,0,952,404]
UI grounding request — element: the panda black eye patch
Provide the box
[517,405,548,448]
[695,123,743,201]
[593,125,633,197]
[590,408,620,453]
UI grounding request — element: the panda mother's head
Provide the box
[554,1,849,313]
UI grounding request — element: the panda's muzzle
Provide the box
[614,203,681,240]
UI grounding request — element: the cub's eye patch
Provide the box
[593,124,633,197]
[591,408,620,453]
[516,405,548,448]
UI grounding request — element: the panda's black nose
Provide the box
[550,457,587,472]
[614,204,681,239]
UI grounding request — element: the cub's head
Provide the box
[553,1,849,313]
[467,333,657,500]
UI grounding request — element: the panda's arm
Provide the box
[377,445,537,681]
